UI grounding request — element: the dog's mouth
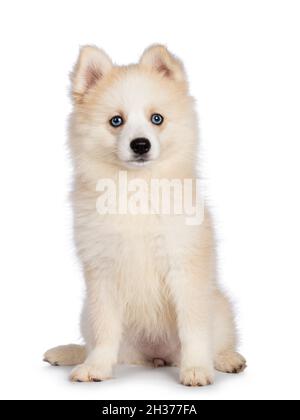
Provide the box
[126,157,152,167]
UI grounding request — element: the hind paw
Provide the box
[43,344,85,367]
[153,358,166,368]
[44,347,63,366]
[215,351,247,374]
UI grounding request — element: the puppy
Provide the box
[44,45,246,386]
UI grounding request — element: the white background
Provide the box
[0,0,299,400]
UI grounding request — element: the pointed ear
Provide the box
[140,44,186,82]
[71,45,113,101]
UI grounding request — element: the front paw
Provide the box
[180,366,214,387]
[70,363,112,383]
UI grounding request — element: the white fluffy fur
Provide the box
[44,45,246,386]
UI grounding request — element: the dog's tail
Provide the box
[43,344,86,366]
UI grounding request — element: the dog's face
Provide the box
[70,45,197,176]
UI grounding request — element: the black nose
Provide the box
[130,138,151,155]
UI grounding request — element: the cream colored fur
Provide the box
[44,45,246,386]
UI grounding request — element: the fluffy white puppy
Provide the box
[44,45,246,386]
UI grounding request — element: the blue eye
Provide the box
[110,115,124,127]
[151,113,164,125]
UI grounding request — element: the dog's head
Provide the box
[70,45,198,177]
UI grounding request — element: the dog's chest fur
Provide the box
[73,190,195,336]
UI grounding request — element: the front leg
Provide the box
[71,265,122,382]
[167,257,214,387]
